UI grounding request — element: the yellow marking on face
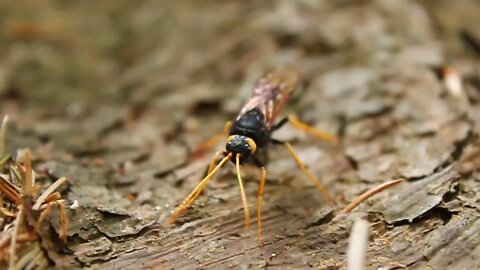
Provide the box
[226,135,257,155]
[227,135,235,143]
[245,137,257,154]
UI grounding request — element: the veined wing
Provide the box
[237,68,300,129]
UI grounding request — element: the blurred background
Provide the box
[1,0,478,162]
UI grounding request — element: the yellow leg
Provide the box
[169,153,232,224]
[208,151,225,174]
[288,114,338,143]
[283,142,334,202]
[190,152,225,204]
[194,121,232,154]
[256,166,266,244]
[186,154,232,209]
[236,154,251,227]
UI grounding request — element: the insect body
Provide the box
[226,69,298,164]
[169,69,338,242]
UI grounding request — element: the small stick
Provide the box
[37,257,49,270]
[0,115,8,157]
[22,149,34,196]
[15,242,41,270]
[347,219,370,270]
[44,192,62,203]
[32,177,67,210]
[39,199,65,211]
[340,178,404,214]
[36,203,54,229]
[58,202,68,241]
[0,207,16,217]
[25,244,45,270]
[0,174,21,204]
[0,227,12,249]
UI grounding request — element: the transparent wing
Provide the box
[238,68,300,129]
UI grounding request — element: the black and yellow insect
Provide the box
[169,68,338,242]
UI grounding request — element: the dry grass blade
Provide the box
[0,116,70,269]
[0,207,16,217]
[33,177,67,211]
[347,219,370,270]
[22,149,34,196]
[25,244,47,270]
[58,202,68,241]
[36,204,54,230]
[0,227,13,249]
[0,175,21,205]
[0,116,8,158]
[0,155,10,167]
[340,178,404,214]
[44,192,61,203]
[15,242,41,270]
[9,205,23,270]
[39,199,64,211]
[10,165,22,185]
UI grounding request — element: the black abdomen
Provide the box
[229,108,270,147]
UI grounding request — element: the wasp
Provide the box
[169,68,339,242]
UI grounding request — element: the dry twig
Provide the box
[340,178,404,214]
[33,177,67,211]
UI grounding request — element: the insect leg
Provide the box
[168,153,232,224]
[250,156,267,243]
[208,151,227,174]
[287,114,338,143]
[271,117,288,131]
[193,121,232,155]
[256,166,266,244]
[282,141,334,202]
[193,151,228,202]
[190,151,228,204]
[236,154,251,227]
[270,138,284,145]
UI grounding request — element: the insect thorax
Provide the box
[229,108,270,148]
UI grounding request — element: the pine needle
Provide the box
[0,116,8,159]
